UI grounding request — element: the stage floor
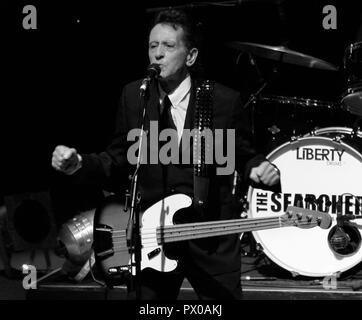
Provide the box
[23,276,362,300]
[2,241,362,300]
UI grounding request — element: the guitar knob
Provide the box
[287,211,293,218]
[317,217,322,225]
[296,212,303,220]
[306,215,312,222]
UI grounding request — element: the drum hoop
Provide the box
[343,42,362,69]
[259,95,338,109]
[344,42,362,57]
[307,126,362,140]
[342,85,362,95]
[247,134,362,276]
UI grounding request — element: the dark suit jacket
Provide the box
[73,78,265,274]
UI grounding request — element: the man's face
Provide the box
[148,23,190,83]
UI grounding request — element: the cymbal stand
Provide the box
[243,63,281,149]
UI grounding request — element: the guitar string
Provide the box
[110,218,321,240]
[110,216,284,234]
[111,219,285,241]
[110,213,325,235]
[111,226,312,252]
[109,220,319,251]
[111,220,320,242]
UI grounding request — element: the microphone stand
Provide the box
[124,87,150,300]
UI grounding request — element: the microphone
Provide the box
[140,63,161,95]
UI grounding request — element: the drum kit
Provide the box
[228,41,362,277]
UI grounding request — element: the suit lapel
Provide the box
[183,80,196,131]
[180,80,196,158]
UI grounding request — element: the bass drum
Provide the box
[247,127,362,277]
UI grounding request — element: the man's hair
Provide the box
[152,9,200,50]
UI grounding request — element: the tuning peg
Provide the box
[296,212,303,220]
[317,216,322,225]
[287,210,293,218]
[306,215,313,222]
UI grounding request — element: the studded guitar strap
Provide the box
[193,79,214,208]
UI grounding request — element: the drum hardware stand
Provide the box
[251,243,272,266]
[0,207,24,279]
[241,233,260,257]
[243,66,281,147]
[351,118,362,139]
[267,125,281,151]
[242,78,268,110]
[238,198,260,257]
[0,218,14,278]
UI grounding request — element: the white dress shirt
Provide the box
[158,75,191,144]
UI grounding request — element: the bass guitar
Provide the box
[93,193,331,285]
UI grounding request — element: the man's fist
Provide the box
[52,145,82,175]
[249,161,280,187]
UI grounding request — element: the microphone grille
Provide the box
[148,63,161,77]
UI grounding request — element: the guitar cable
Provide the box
[88,255,106,287]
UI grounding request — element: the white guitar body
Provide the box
[139,194,192,272]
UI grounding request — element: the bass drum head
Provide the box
[247,132,362,277]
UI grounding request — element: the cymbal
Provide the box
[227,42,338,71]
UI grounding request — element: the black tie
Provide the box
[160,95,176,131]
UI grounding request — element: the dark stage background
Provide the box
[2,0,362,225]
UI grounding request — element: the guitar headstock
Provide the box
[281,206,332,229]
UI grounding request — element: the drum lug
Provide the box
[351,126,360,139]
[332,135,343,143]
[290,271,300,278]
[289,136,300,144]
[256,243,264,252]
[240,196,249,218]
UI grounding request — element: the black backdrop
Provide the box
[2,0,362,223]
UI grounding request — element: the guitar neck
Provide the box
[156,216,284,244]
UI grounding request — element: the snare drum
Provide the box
[253,95,339,153]
[341,42,362,116]
[247,127,362,277]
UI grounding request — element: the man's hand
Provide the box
[52,145,82,175]
[249,160,280,187]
